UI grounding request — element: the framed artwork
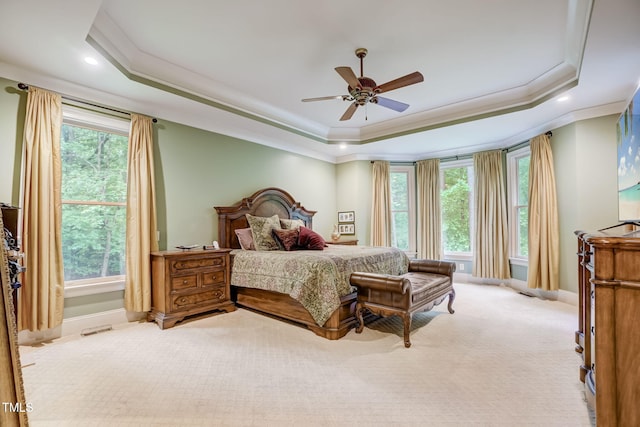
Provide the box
[338,223,355,235]
[338,211,355,223]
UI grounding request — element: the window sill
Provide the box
[509,257,529,267]
[443,253,472,262]
[64,279,125,298]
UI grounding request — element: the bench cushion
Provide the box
[401,272,452,305]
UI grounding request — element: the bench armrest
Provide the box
[350,272,411,294]
[409,259,456,277]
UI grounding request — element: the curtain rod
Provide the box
[374,131,554,164]
[17,83,157,123]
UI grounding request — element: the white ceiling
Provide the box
[0,0,639,163]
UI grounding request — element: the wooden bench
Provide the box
[350,259,456,348]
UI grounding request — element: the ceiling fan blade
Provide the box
[340,102,358,121]
[375,96,410,112]
[335,67,361,89]
[302,95,346,102]
[375,71,424,93]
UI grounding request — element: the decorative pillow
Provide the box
[246,214,282,251]
[234,228,255,250]
[298,226,326,250]
[272,228,300,251]
[280,218,305,230]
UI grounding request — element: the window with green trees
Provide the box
[390,166,415,254]
[60,110,129,283]
[440,162,473,254]
[508,148,530,259]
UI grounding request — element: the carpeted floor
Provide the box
[20,282,593,426]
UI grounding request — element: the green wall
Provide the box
[335,161,371,245]
[0,78,25,205]
[553,115,619,293]
[153,119,336,250]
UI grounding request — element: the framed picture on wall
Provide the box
[338,223,355,235]
[338,211,355,223]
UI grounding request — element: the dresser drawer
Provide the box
[170,255,225,273]
[203,269,226,286]
[172,274,198,290]
[172,287,227,311]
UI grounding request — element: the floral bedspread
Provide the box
[230,245,409,326]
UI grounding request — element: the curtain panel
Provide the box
[527,133,559,290]
[370,160,392,246]
[19,87,65,331]
[124,114,159,312]
[472,150,510,279]
[416,159,441,259]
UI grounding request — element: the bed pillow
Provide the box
[234,227,255,250]
[246,214,282,251]
[272,228,300,251]
[280,218,305,230]
[298,226,326,250]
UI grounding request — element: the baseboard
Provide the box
[18,308,146,345]
[453,273,577,306]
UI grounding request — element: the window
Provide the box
[390,166,416,255]
[440,160,473,257]
[507,147,530,260]
[61,106,129,287]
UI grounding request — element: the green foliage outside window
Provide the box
[390,172,409,250]
[441,167,471,253]
[61,124,128,281]
[516,155,530,257]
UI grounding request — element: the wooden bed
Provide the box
[214,187,361,340]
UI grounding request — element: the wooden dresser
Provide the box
[575,230,640,426]
[149,248,235,329]
[327,239,358,246]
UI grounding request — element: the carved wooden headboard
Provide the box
[214,187,316,249]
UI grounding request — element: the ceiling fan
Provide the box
[302,48,424,121]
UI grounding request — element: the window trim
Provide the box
[61,105,130,293]
[506,145,531,263]
[390,165,416,257]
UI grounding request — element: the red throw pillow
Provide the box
[272,228,300,251]
[298,226,326,250]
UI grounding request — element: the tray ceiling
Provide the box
[0,0,638,162]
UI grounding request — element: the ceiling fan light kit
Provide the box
[302,48,424,121]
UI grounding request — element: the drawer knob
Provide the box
[183,280,188,284]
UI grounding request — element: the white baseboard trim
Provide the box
[453,273,577,306]
[18,308,146,345]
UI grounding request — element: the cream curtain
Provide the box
[527,133,559,290]
[370,160,392,246]
[416,159,441,259]
[19,87,65,331]
[472,150,510,279]
[124,114,158,312]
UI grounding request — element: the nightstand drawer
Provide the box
[203,269,226,286]
[172,287,227,311]
[172,274,198,290]
[171,256,225,273]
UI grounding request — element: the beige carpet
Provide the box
[20,282,593,426]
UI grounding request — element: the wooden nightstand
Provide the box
[149,248,235,329]
[327,239,359,246]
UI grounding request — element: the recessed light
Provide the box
[557,96,569,102]
[84,56,98,65]
[339,143,348,149]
